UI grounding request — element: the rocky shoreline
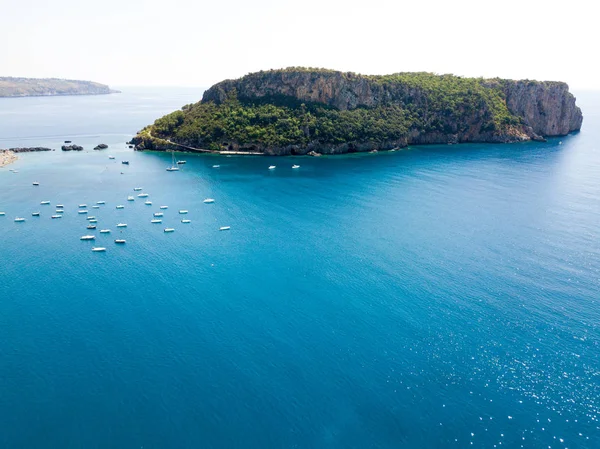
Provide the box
[0,150,18,167]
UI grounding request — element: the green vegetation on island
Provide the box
[0,77,118,97]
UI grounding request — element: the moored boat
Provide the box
[127,196,134,201]
[87,225,96,229]
[268,165,276,170]
[96,201,105,205]
[33,182,39,186]
[133,187,142,191]
[151,219,162,223]
[14,217,26,222]
[203,198,215,204]
[160,205,168,209]
[153,212,163,217]
[179,210,188,214]
[78,210,88,214]
[116,205,125,209]
[114,239,126,244]
[219,226,231,231]
[292,165,300,169]
[145,201,152,205]
[137,193,149,198]
[117,223,127,228]
[40,201,50,205]
[181,219,191,223]
[80,235,95,240]
[164,228,175,233]
[32,212,40,216]
[100,229,111,233]
[92,247,106,252]
[51,215,62,219]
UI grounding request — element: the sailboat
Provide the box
[166,150,179,172]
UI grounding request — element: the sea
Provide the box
[0,88,599,449]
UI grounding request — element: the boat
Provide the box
[127,196,134,201]
[114,239,126,244]
[122,161,129,165]
[151,219,162,223]
[14,217,25,222]
[33,182,39,186]
[51,215,62,219]
[99,229,111,234]
[212,165,220,168]
[117,223,127,228]
[56,204,64,208]
[87,225,96,229]
[177,160,186,165]
[160,206,168,209]
[80,235,95,240]
[219,226,231,231]
[96,201,105,205]
[133,187,142,191]
[268,165,276,170]
[179,210,188,214]
[137,193,149,198]
[55,210,64,214]
[40,201,50,205]
[92,205,100,209]
[108,156,115,160]
[164,228,175,233]
[166,151,180,171]
[78,210,88,214]
[79,204,87,208]
[64,140,72,144]
[88,219,98,223]
[32,212,40,216]
[116,205,125,209]
[292,165,300,169]
[86,216,96,220]
[11,170,19,173]
[0,212,5,216]
[144,201,152,205]
[181,219,191,223]
[153,212,164,217]
[203,198,215,204]
[92,247,106,252]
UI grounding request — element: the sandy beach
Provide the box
[0,150,18,167]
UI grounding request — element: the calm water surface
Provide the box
[0,89,599,448]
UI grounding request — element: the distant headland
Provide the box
[0,77,119,97]
[133,68,583,156]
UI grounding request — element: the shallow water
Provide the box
[0,89,599,448]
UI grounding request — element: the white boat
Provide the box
[181,219,191,223]
[133,187,143,191]
[116,205,125,209]
[55,210,64,214]
[79,204,87,208]
[99,229,111,233]
[144,201,152,205]
[56,204,64,208]
[92,205,100,209]
[153,212,164,217]
[164,228,175,233]
[32,212,40,216]
[86,216,96,220]
[138,193,149,198]
[40,201,50,205]
[268,165,276,170]
[151,219,162,223]
[33,182,40,186]
[219,226,231,231]
[114,239,126,244]
[12,170,18,173]
[92,247,106,252]
[51,215,62,219]
[80,235,95,240]
[88,219,98,223]
[179,210,188,214]
[87,225,96,230]
[127,196,135,201]
[14,217,26,222]
[177,160,186,165]
[109,156,115,160]
[78,210,88,214]
[0,212,5,216]
[166,150,180,171]
[96,201,105,205]
[117,223,127,228]
[292,165,300,169]
[203,198,215,204]
[212,165,220,168]
[160,206,168,210]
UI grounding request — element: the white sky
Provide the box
[1,0,596,89]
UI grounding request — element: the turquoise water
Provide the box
[1,90,599,449]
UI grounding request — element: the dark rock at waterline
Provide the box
[2,147,53,153]
[93,144,108,150]
[61,144,83,151]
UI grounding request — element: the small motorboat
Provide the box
[86,216,96,220]
[51,215,62,219]
[127,196,134,201]
[181,219,191,223]
[144,201,152,205]
[96,201,105,205]
[177,160,186,165]
[212,165,220,168]
[137,193,149,198]
[56,204,64,208]
[87,225,97,230]
[116,205,125,209]
[160,206,168,209]
[64,140,72,143]
[219,226,231,231]
[179,210,188,214]
[268,165,276,170]
[40,201,50,205]
[164,228,175,233]
[108,156,115,160]
[100,229,111,234]
[292,165,300,169]
[151,219,162,223]
[133,187,142,191]
[203,198,215,204]
[14,217,26,222]
[117,223,127,228]
[80,235,95,240]
[33,182,40,186]
[121,161,129,165]
[153,212,164,217]
[166,166,180,172]
[0,212,5,216]
[32,212,40,216]
[78,210,88,214]
[88,219,98,223]
[92,205,100,209]
[92,247,106,252]
[55,210,64,214]
[79,204,87,208]
[114,239,126,244]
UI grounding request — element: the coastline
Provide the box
[0,150,18,167]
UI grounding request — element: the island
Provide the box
[132,68,583,156]
[0,77,119,97]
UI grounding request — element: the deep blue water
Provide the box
[1,89,599,449]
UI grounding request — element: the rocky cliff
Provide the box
[0,77,119,97]
[134,68,582,155]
